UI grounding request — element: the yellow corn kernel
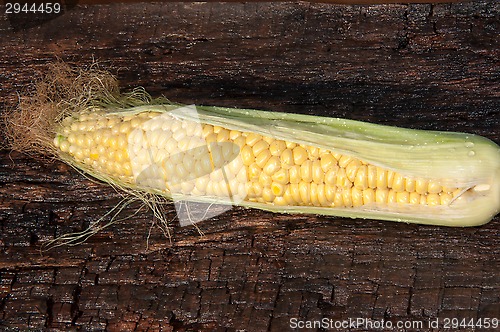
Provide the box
[262,136,274,145]
[239,143,254,166]
[333,190,344,207]
[310,182,320,206]
[325,185,336,203]
[336,168,351,188]
[233,135,246,148]
[320,153,337,172]
[376,168,387,189]
[308,147,320,159]
[317,184,328,206]
[252,140,269,157]
[274,196,287,206]
[293,146,308,165]
[392,173,405,192]
[367,165,377,189]
[280,148,294,169]
[272,168,289,185]
[289,183,301,203]
[283,186,296,205]
[405,178,416,192]
[300,160,313,183]
[354,165,368,190]
[387,190,397,204]
[299,182,311,204]
[263,156,281,176]
[341,189,353,207]
[271,182,285,197]
[269,140,287,156]
[376,188,389,204]
[324,166,338,186]
[352,187,363,207]
[338,155,353,168]
[346,159,361,182]
[245,133,261,146]
[396,191,409,204]
[440,192,453,205]
[255,150,271,168]
[363,188,375,205]
[387,171,395,189]
[202,124,214,137]
[415,179,428,195]
[289,165,301,184]
[428,182,442,194]
[409,192,420,205]
[259,172,272,187]
[427,193,440,206]
[248,162,261,181]
[252,182,263,197]
[262,187,276,202]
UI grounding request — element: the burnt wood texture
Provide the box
[0,1,499,331]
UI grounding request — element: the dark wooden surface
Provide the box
[1,1,499,331]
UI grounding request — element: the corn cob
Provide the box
[5,63,498,228]
[51,103,500,227]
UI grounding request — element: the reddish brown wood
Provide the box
[0,1,499,331]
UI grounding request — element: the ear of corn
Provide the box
[52,103,500,227]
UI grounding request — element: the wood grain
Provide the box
[0,1,499,331]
